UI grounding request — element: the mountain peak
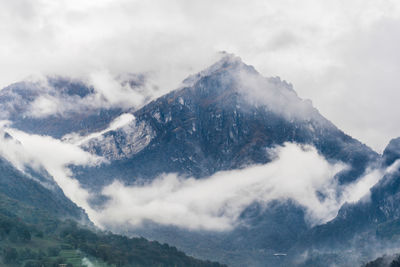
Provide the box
[182,52,257,87]
[210,52,248,70]
[178,53,321,124]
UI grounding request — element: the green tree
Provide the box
[3,246,18,264]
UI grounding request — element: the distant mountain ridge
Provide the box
[0,76,128,138]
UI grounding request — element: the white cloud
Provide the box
[22,74,157,119]
[0,118,387,232]
[28,94,64,117]
[62,113,135,145]
[1,0,400,150]
[94,143,381,231]
[87,70,151,109]
[386,159,400,174]
[0,124,102,222]
[340,159,400,205]
[82,257,95,267]
[234,62,317,121]
[340,168,383,204]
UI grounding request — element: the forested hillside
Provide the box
[0,192,224,267]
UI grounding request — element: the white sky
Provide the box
[1,0,400,152]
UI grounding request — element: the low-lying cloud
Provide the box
[0,123,102,220]
[94,143,381,231]
[23,73,159,119]
[0,118,388,232]
[62,113,135,145]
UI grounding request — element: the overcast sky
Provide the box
[1,0,400,152]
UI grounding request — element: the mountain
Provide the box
[0,136,224,266]
[364,253,400,267]
[0,132,88,222]
[0,76,125,138]
[311,137,400,241]
[74,54,378,190]
[0,184,225,267]
[0,54,386,266]
[63,54,380,266]
[0,75,230,266]
[280,137,400,266]
[383,137,400,167]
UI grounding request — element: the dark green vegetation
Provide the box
[0,140,224,266]
[0,192,224,267]
[0,155,87,221]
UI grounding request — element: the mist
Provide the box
[0,123,102,221]
[62,113,136,145]
[234,61,317,121]
[12,74,159,119]
[0,118,389,233]
[94,143,382,231]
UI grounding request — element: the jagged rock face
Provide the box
[75,55,378,189]
[82,118,155,160]
[369,165,400,222]
[344,140,400,223]
[293,138,400,255]
[383,137,400,166]
[0,77,123,138]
